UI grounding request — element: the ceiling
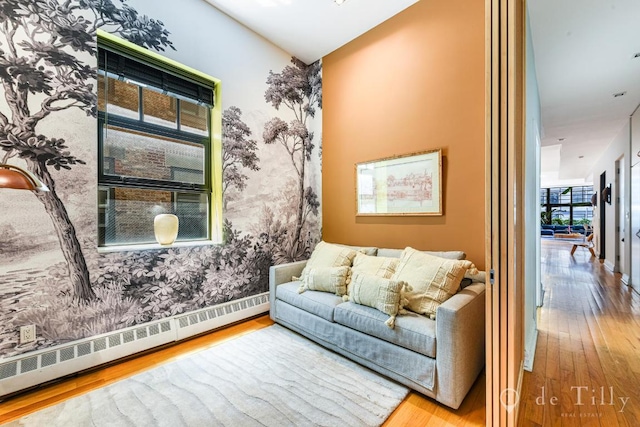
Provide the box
[528,0,640,187]
[202,0,640,188]
[202,0,419,65]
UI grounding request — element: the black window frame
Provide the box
[97,42,215,247]
[540,185,594,225]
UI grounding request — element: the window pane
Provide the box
[558,187,571,204]
[551,208,569,224]
[572,206,593,225]
[143,88,177,129]
[98,74,139,119]
[549,187,560,204]
[175,193,209,240]
[98,187,208,246]
[102,125,205,185]
[540,189,547,205]
[180,99,209,136]
[572,186,593,204]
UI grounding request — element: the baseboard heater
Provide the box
[0,292,269,398]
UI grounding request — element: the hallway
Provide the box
[518,239,640,425]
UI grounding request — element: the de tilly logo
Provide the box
[500,386,631,414]
[536,386,630,413]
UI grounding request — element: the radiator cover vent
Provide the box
[0,292,268,397]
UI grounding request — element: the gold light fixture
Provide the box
[0,164,49,192]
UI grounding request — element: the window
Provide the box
[97,33,220,247]
[540,185,594,226]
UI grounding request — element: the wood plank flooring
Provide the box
[518,239,640,426]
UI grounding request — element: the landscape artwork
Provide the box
[356,149,442,216]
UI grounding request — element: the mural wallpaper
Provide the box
[0,0,322,358]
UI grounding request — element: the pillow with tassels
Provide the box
[298,266,352,296]
[392,247,478,319]
[343,271,411,329]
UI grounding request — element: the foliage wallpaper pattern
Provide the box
[0,0,322,358]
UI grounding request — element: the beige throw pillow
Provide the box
[392,247,475,319]
[296,241,357,291]
[303,241,358,272]
[351,253,399,279]
[344,272,409,329]
[298,266,351,296]
[335,243,379,256]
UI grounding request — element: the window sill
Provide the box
[97,240,220,253]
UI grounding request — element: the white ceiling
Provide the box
[528,0,640,186]
[202,0,419,65]
[202,0,640,187]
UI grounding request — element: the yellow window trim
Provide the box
[96,29,223,243]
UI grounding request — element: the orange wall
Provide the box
[322,0,486,269]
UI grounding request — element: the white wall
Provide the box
[524,9,542,372]
[591,121,631,272]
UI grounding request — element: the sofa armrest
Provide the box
[435,282,486,409]
[269,260,307,321]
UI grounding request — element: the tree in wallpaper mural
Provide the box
[263,58,322,262]
[222,106,260,208]
[0,1,322,358]
[0,0,173,302]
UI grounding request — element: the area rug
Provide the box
[8,325,408,427]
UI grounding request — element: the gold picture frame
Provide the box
[355,149,442,216]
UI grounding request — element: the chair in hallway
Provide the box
[570,233,595,257]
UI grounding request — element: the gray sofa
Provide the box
[269,248,486,410]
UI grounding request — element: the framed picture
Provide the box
[355,149,442,216]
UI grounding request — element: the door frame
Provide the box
[600,171,607,259]
[486,0,525,425]
[615,155,625,276]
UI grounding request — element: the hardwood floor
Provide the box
[0,314,485,426]
[518,239,640,426]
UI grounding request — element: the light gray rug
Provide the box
[9,325,408,427]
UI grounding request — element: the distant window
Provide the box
[97,38,216,247]
[540,185,594,226]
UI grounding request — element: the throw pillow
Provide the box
[335,243,379,256]
[344,271,409,329]
[351,253,400,279]
[392,247,476,319]
[376,248,466,260]
[303,241,358,271]
[464,270,486,283]
[298,266,351,296]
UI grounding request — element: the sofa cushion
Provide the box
[298,266,351,296]
[276,281,343,322]
[377,248,466,260]
[334,302,437,358]
[275,300,436,391]
[351,253,399,279]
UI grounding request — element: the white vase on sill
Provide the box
[154,214,179,245]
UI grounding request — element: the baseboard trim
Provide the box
[523,327,538,372]
[604,260,615,272]
[515,360,525,423]
[621,274,630,285]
